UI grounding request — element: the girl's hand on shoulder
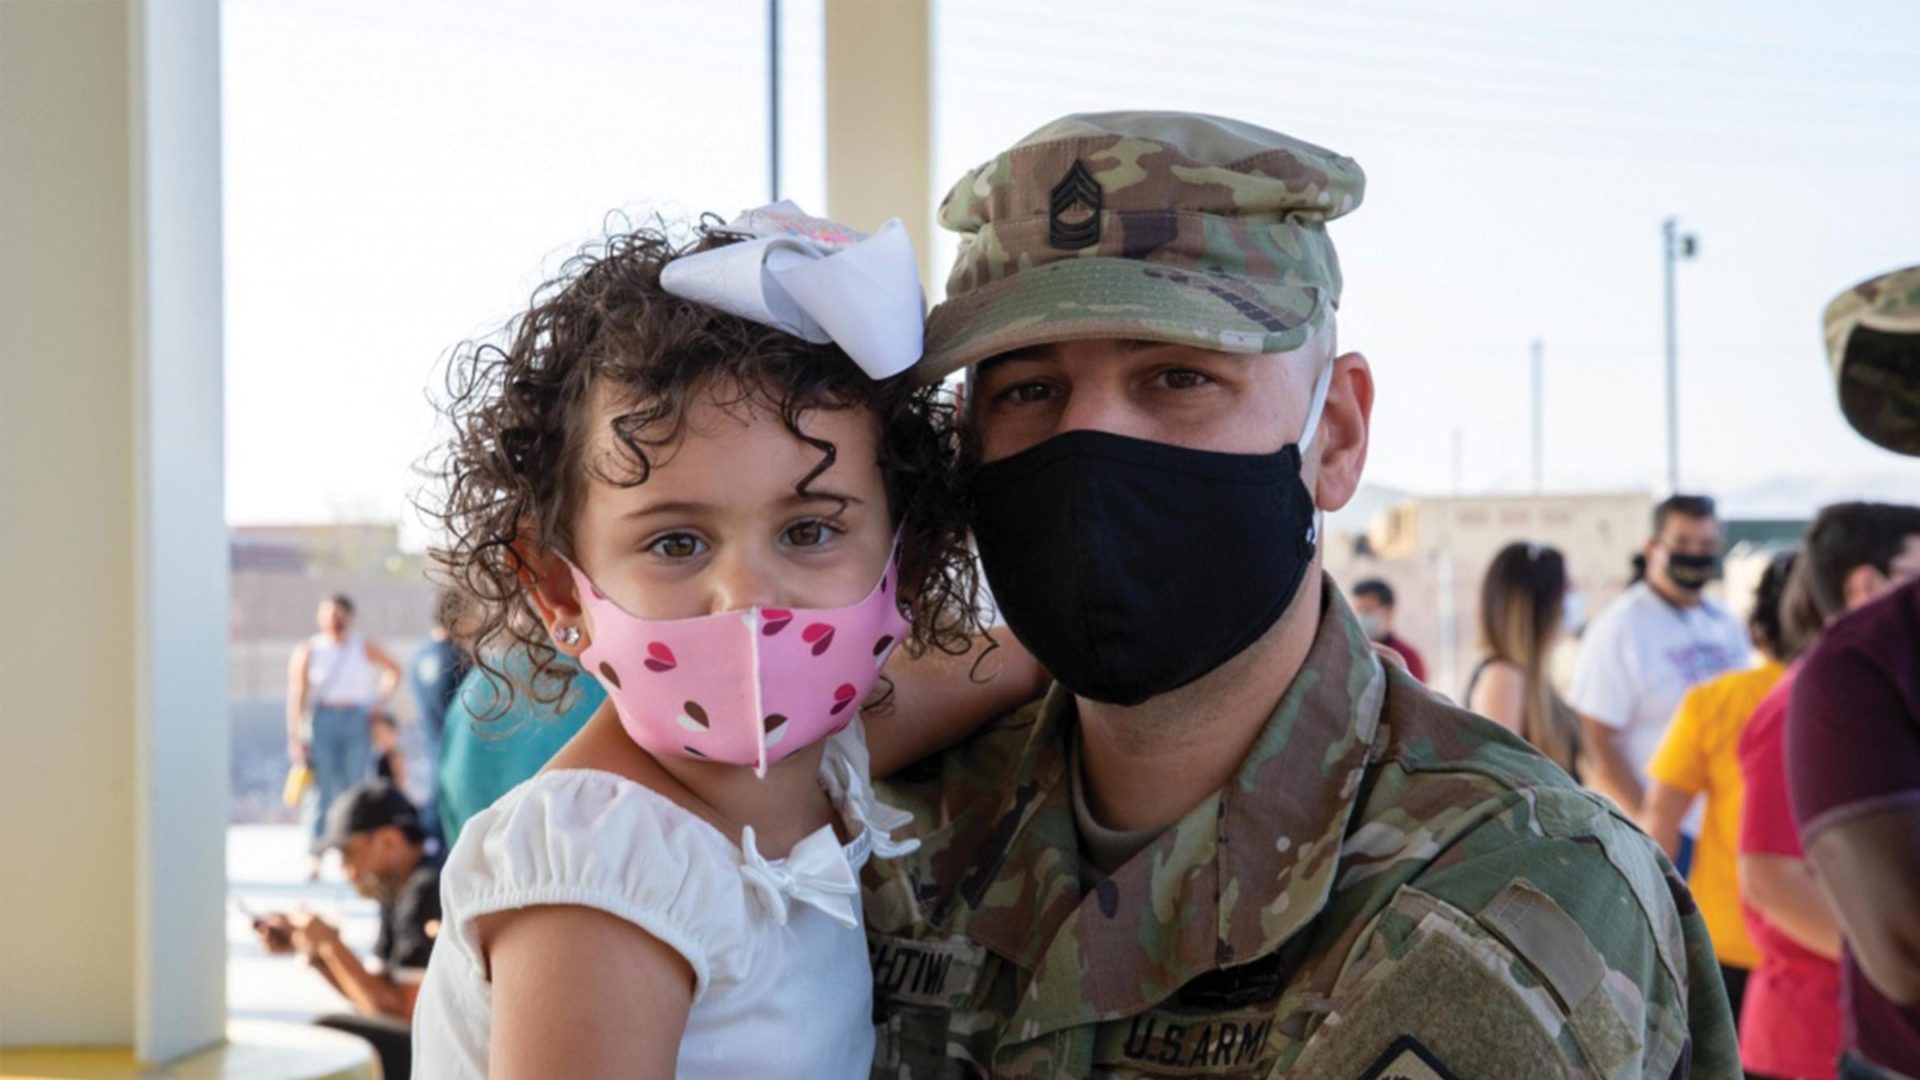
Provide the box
[481,904,692,1079]
[866,631,1050,778]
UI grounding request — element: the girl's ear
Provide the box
[514,525,591,657]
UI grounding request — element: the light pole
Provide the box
[768,0,782,201]
[1663,217,1698,493]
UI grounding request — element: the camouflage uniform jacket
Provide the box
[865,580,1738,1078]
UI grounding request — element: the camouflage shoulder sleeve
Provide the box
[1294,784,1739,1079]
[873,693,1047,846]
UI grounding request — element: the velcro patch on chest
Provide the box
[867,932,987,1009]
[1356,1035,1460,1080]
[1285,886,1584,1077]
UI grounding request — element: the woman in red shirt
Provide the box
[1739,667,1843,1079]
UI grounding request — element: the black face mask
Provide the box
[968,393,1328,706]
[1665,550,1718,591]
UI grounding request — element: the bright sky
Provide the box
[223,0,1919,538]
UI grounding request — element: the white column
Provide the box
[0,0,228,1063]
[131,0,229,1062]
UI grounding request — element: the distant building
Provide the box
[229,523,435,696]
[1325,492,1651,699]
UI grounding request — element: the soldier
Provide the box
[864,112,1738,1078]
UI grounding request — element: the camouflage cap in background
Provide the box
[1824,263,1920,456]
[917,111,1364,383]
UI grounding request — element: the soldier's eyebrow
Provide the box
[974,350,1050,383]
[976,339,1171,381]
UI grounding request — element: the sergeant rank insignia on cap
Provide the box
[1048,159,1102,250]
[1356,1035,1461,1080]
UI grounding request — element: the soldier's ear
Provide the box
[1310,352,1371,513]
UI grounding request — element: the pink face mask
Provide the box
[564,545,910,776]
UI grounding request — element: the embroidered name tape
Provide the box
[868,933,985,1009]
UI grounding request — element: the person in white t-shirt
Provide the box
[1569,494,1750,867]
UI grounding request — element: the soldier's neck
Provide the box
[1074,579,1323,835]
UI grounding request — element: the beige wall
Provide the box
[229,568,438,704]
[824,0,934,292]
[1,0,227,1060]
[1,0,141,1046]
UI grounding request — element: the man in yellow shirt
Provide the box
[1643,550,1798,1027]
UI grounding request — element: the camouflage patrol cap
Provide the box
[1824,264,1920,455]
[918,111,1364,383]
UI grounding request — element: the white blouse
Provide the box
[412,724,917,1079]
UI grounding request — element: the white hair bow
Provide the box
[659,201,925,381]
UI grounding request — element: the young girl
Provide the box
[412,212,1029,1077]
[1465,540,1584,779]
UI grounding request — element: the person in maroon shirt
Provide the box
[1733,503,1920,1079]
[1350,578,1427,682]
[1787,263,1920,1080]
[1792,581,1920,1080]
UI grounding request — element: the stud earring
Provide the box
[556,625,581,646]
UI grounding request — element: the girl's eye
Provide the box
[647,532,706,560]
[784,519,842,548]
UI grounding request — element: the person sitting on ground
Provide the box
[254,780,439,1080]
[1641,549,1799,1033]
[1463,541,1583,778]
[1349,577,1426,682]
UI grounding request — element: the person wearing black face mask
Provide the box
[861,111,1737,1079]
[1569,494,1751,873]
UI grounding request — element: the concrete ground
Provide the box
[227,824,384,1025]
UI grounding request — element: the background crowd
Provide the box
[262,487,1919,1080]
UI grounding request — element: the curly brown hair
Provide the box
[423,220,984,721]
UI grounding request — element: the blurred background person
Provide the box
[1738,502,1920,1080]
[1570,494,1751,871]
[1789,266,1920,1080]
[369,712,406,791]
[253,780,439,1080]
[1642,549,1800,1033]
[433,650,605,848]
[406,588,470,847]
[286,594,402,880]
[1463,541,1582,778]
[1351,577,1427,682]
